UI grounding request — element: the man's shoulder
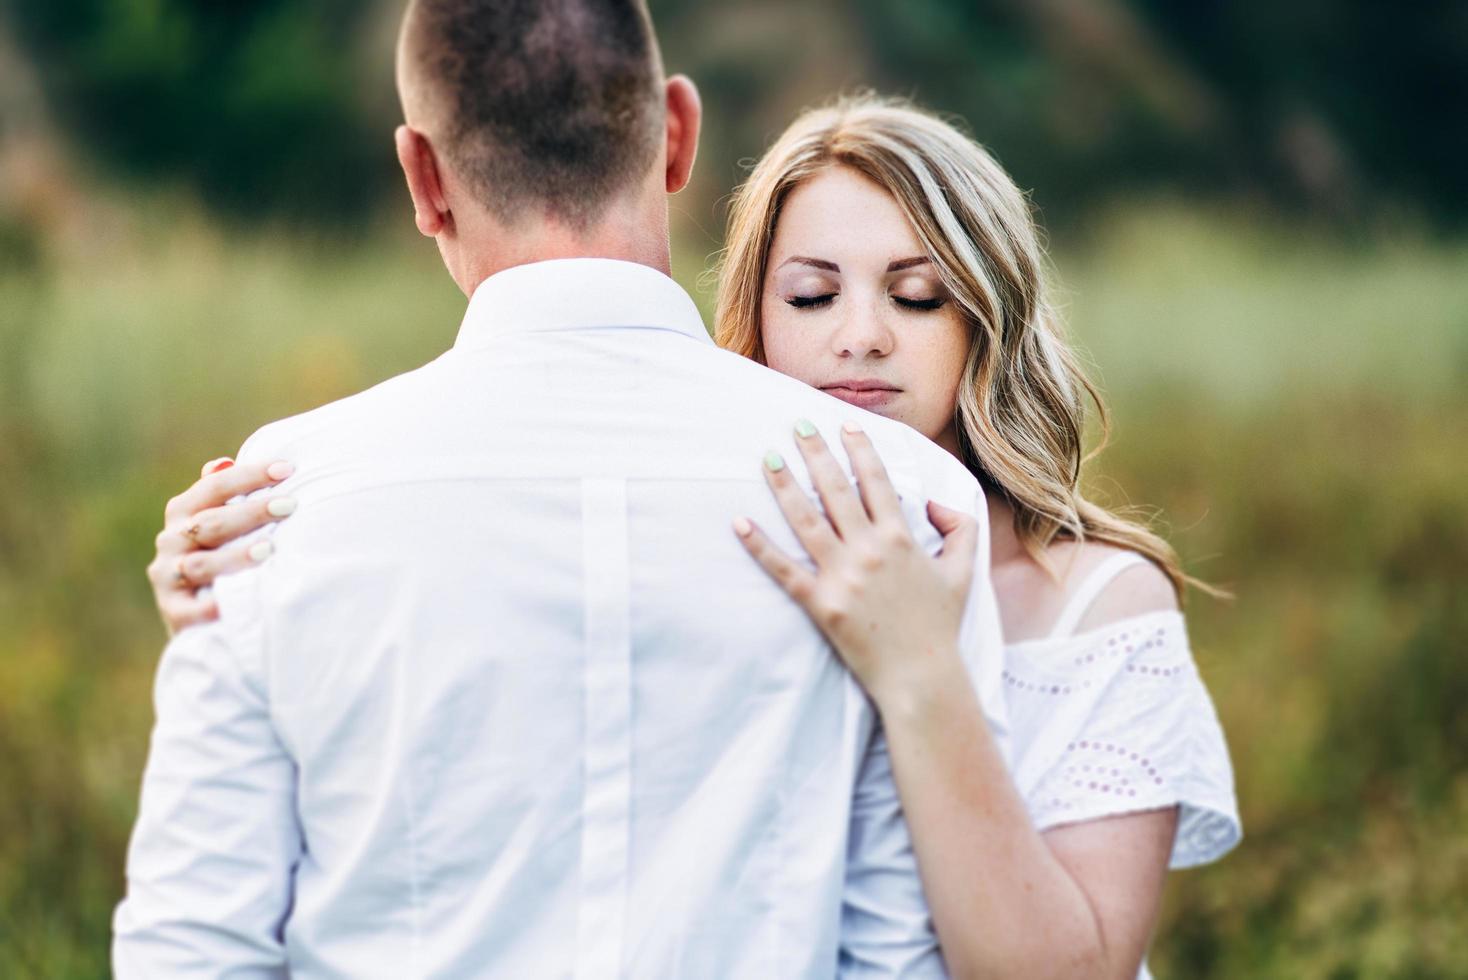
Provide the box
[233,355,447,466]
[701,351,979,507]
[898,426,980,511]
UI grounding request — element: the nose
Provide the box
[831,296,895,359]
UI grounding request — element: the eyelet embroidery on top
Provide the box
[1015,613,1241,864]
[1004,621,1187,694]
[1064,740,1166,790]
[1087,623,1168,666]
[1001,670,1079,695]
[1033,739,1169,820]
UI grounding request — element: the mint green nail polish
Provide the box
[764,451,785,472]
[794,418,817,438]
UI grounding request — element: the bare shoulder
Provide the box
[1069,542,1180,635]
[992,536,1181,643]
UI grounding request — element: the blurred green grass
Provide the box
[1,201,1464,977]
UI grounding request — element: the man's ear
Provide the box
[663,75,701,195]
[395,124,453,237]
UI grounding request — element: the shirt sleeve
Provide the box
[1008,614,1241,868]
[837,714,947,978]
[112,581,301,977]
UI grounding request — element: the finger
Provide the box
[761,450,839,564]
[153,522,192,560]
[733,517,818,607]
[175,539,277,592]
[184,494,297,549]
[928,500,979,586]
[199,457,235,479]
[839,421,903,525]
[792,419,869,537]
[162,593,220,637]
[166,458,295,523]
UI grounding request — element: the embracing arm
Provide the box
[736,421,1174,980]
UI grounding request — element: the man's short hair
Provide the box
[406,0,664,228]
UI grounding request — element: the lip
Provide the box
[820,380,902,410]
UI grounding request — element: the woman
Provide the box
[147,96,1238,978]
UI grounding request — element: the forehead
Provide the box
[770,166,925,265]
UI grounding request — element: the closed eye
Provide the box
[787,293,837,309]
[893,296,947,311]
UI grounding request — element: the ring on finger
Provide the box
[183,523,203,545]
[173,557,196,590]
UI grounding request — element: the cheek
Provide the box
[909,319,971,429]
[759,300,825,383]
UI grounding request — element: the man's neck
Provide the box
[457,197,673,294]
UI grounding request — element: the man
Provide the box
[113,2,1004,976]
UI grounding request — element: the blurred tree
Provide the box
[4,0,396,224]
[4,0,1465,227]
[854,0,1468,225]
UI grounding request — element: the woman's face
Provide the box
[760,165,970,454]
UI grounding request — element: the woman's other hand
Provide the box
[147,457,296,636]
[734,419,977,705]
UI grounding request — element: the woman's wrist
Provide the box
[865,643,971,725]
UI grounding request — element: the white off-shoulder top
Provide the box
[1000,552,1240,980]
[1003,551,1241,868]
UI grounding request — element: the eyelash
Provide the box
[785,294,948,312]
[895,296,947,311]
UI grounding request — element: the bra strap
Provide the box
[1047,552,1148,640]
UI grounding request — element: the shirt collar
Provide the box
[453,258,713,351]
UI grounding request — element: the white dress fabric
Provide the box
[1003,552,1241,980]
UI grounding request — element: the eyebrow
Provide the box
[779,256,840,272]
[776,256,932,273]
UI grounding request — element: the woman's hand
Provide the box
[733,419,978,705]
[147,456,297,636]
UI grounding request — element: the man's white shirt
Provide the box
[113,258,1008,978]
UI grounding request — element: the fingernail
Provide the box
[266,461,295,481]
[208,458,235,473]
[842,420,863,434]
[764,451,785,473]
[266,497,297,518]
[794,418,817,438]
[733,517,753,537]
[247,540,275,562]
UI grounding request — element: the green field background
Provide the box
[3,198,1464,977]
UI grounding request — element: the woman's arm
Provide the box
[148,456,296,635]
[734,420,1174,980]
[875,657,1176,980]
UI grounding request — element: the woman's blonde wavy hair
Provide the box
[714,94,1203,599]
